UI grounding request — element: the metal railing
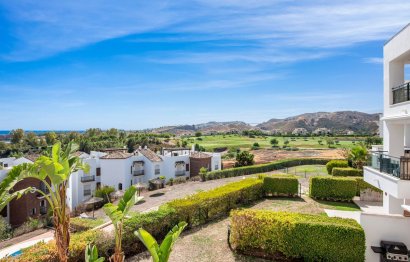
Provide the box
[81,175,95,182]
[175,170,186,176]
[133,170,144,176]
[367,152,410,180]
[83,189,92,196]
[392,83,410,104]
[155,169,160,175]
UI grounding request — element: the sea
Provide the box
[0,130,84,136]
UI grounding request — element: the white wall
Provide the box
[100,158,131,191]
[361,213,410,261]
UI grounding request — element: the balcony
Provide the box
[392,83,410,104]
[364,152,410,198]
[81,175,95,183]
[83,189,92,196]
[175,170,186,176]
[133,170,144,176]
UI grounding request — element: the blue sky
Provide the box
[0,1,409,130]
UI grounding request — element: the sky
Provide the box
[0,0,409,130]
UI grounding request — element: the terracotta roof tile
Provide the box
[190,152,212,159]
[138,149,162,162]
[101,151,132,159]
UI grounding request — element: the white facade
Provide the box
[291,128,308,136]
[363,24,410,261]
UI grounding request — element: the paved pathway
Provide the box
[324,209,361,223]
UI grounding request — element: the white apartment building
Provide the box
[363,24,410,261]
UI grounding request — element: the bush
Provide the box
[122,205,178,256]
[332,167,363,177]
[12,217,45,237]
[0,217,11,241]
[309,176,357,201]
[95,186,115,204]
[263,174,299,196]
[167,178,263,226]
[326,160,348,174]
[230,209,365,262]
[205,158,330,180]
[70,218,104,232]
[15,230,99,262]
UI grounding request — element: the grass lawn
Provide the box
[179,134,365,151]
[316,200,361,211]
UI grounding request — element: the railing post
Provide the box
[407,83,410,101]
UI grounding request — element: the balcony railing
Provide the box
[367,152,410,180]
[81,175,95,183]
[175,170,186,176]
[133,170,144,176]
[83,189,92,196]
[392,83,410,104]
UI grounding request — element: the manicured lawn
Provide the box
[316,200,361,211]
[179,134,365,151]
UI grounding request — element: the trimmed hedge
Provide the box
[326,160,348,174]
[263,174,299,196]
[309,176,357,201]
[332,167,363,177]
[167,178,263,226]
[205,158,330,180]
[230,209,365,262]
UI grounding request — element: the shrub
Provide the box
[332,167,363,177]
[12,217,45,237]
[0,217,11,241]
[122,205,178,256]
[205,158,330,180]
[94,186,115,204]
[70,218,104,232]
[15,230,99,262]
[263,174,299,196]
[230,209,365,262]
[310,176,357,201]
[326,160,348,174]
[167,178,263,226]
[234,151,254,167]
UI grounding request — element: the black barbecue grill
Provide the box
[372,241,410,262]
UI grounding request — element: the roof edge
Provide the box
[385,23,410,46]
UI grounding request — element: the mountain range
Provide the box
[148,111,380,135]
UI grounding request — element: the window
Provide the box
[215,164,219,170]
[40,200,45,207]
[118,183,123,190]
[3,164,8,168]
[186,164,190,171]
[96,182,101,190]
[130,166,133,174]
[31,208,36,215]
[96,168,101,177]
[155,165,160,175]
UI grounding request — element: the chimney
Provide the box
[191,144,195,152]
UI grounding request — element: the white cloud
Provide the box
[1,0,410,61]
[363,57,383,64]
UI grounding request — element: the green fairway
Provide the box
[181,134,365,151]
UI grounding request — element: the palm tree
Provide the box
[349,144,368,169]
[0,142,89,262]
[103,185,143,262]
[135,222,187,262]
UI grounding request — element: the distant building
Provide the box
[291,128,308,136]
[313,128,332,136]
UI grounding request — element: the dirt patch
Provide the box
[223,149,343,168]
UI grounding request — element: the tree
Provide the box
[326,138,335,148]
[25,132,38,147]
[10,129,24,144]
[349,145,368,169]
[45,132,57,145]
[199,167,208,181]
[0,142,89,262]
[103,186,143,262]
[195,131,202,137]
[135,222,187,262]
[234,151,254,167]
[283,139,289,148]
[270,138,279,147]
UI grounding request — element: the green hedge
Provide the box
[326,160,348,174]
[166,178,263,226]
[263,174,299,196]
[230,210,365,262]
[332,167,363,177]
[122,205,178,256]
[309,176,357,201]
[206,158,330,180]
